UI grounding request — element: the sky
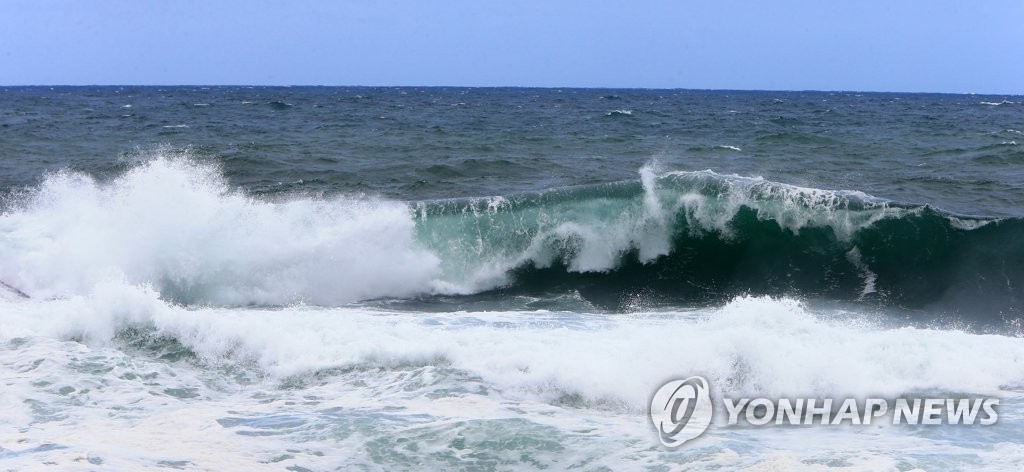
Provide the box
[0,0,1021,94]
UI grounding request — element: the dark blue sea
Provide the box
[1,87,1023,470]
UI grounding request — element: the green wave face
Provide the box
[413,170,1024,322]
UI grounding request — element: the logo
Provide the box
[649,376,713,447]
[650,376,1000,449]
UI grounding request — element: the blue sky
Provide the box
[1,0,1021,93]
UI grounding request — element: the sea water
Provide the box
[1,87,1022,470]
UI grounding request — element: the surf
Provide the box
[415,167,1024,322]
[1,155,1021,324]
[0,156,441,306]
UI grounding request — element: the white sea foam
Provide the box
[3,285,1023,469]
[667,170,898,239]
[4,290,1022,403]
[0,155,996,307]
[0,156,440,305]
[845,246,877,298]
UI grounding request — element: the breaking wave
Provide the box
[1,156,1021,320]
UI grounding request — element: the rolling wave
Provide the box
[417,168,1022,319]
[1,156,1020,321]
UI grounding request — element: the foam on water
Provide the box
[5,289,1023,400]
[0,155,882,304]
[3,154,1019,315]
[0,156,440,305]
[2,153,1024,468]
[2,289,1023,469]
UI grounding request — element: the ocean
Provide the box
[1,86,1022,470]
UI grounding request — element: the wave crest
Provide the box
[2,156,1020,320]
[416,167,1021,319]
[0,156,439,305]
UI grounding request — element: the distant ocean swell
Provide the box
[1,155,1020,321]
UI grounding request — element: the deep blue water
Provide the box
[2,87,1021,215]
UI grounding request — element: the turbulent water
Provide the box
[1,87,1023,470]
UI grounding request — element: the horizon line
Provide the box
[1,84,1021,96]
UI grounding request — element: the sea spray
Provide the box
[3,155,1022,319]
[0,156,440,305]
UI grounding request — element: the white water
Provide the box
[2,291,1023,469]
[1,156,903,304]
[1,155,670,303]
[0,157,441,305]
[3,156,1023,469]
